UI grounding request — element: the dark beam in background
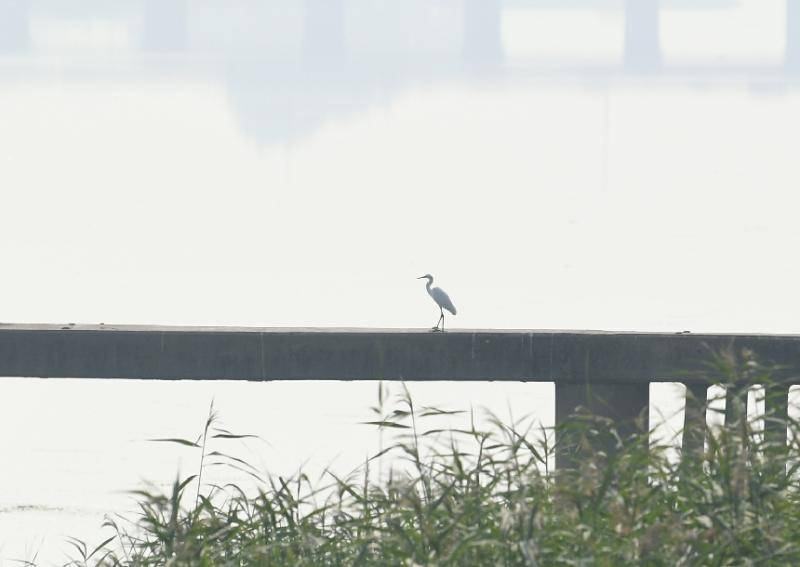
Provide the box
[2,324,800,383]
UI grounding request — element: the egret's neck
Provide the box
[425,277,433,291]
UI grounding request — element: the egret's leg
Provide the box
[432,310,443,332]
[441,308,445,332]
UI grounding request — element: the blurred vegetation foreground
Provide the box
[59,352,800,566]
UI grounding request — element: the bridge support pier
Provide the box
[788,0,800,70]
[725,384,747,426]
[462,0,503,65]
[721,383,790,475]
[304,0,345,62]
[624,0,661,70]
[763,384,790,473]
[682,383,708,456]
[143,0,187,52]
[0,0,29,52]
[555,382,649,469]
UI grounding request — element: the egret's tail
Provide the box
[446,305,457,315]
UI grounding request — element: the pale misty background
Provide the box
[2,0,800,563]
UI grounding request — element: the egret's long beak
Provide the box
[417,276,425,279]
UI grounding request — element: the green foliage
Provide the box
[57,352,800,566]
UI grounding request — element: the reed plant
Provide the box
[57,350,800,566]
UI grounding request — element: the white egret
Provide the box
[418,274,457,332]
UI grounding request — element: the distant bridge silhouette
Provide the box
[2,0,798,145]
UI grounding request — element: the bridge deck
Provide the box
[1,324,798,383]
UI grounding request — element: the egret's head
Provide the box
[417,274,433,282]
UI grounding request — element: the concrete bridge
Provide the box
[0,324,795,467]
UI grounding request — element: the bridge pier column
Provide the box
[0,0,29,52]
[555,382,649,469]
[624,0,661,70]
[462,0,503,66]
[143,0,187,52]
[304,0,345,62]
[763,384,789,474]
[724,384,747,426]
[682,383,708,457]
[788,0,800,70]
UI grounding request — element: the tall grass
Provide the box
[57,351,800,566]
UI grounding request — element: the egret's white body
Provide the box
[418,274,456,331]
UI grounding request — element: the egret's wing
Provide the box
[431,287,457,315]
